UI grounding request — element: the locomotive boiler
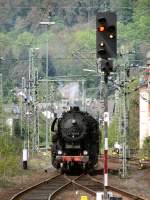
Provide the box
[51,106,100,173]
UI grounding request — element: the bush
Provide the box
[142,136,150,158]
[0,134,22,178]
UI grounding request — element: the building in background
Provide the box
[139,83,150,148]
[139,51,150,148]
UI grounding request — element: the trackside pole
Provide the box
[22,148,28,169]
[96,11,117,199]
[103,73,108,199]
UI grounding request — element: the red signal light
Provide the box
[98,26,105,32]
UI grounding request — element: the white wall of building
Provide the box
[139,86,150,148]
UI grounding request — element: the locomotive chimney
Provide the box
[70,106,80,111]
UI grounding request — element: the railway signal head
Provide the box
[96,12,117,59]
[100,59,113,74]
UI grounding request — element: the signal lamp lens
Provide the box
[100,42,104,47]
[98,49,106,54]
[83,150,88,155]
[58,150,62,155]
[98,26,105,32]
[109,34,114,39]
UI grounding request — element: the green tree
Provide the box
[16,32,34,47]
[108,117,118,148]
[0,32,12,54]
[143,136,150,158]
[113,0,134,23]
[133,0,150,41]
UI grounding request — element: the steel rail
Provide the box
[10,173,146,200]
[90,176,145,200]
[49,182,96,200]
[48,181,72,200]
[49,174,96,200]
[10,174,69,200]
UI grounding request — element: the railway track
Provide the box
[99,155,146,170]
[84,175,145,200]
[10,174,70,200]
[108,155,150,169]
[10,174,145,200]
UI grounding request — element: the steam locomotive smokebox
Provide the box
[51,106,100,172]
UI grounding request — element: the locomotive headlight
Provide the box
[83,150,88,155]
[58,150,62,155]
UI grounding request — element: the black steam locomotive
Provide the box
[51,106,100,173]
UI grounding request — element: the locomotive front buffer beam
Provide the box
[56,155,89,163]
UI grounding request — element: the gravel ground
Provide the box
[0,151,57,200]
[96,160,150,200]
[0,153,149,200]
[108,169,150,200]
[54,189,95,200]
